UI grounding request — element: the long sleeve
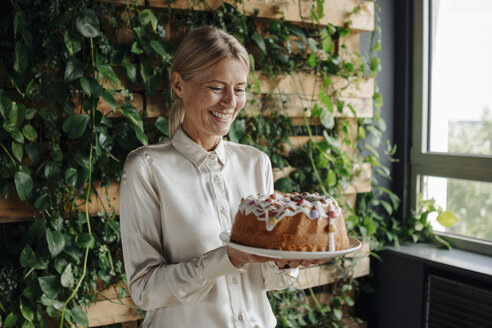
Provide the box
[119,151,242,311]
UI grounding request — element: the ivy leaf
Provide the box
[318,89,333,113]
[317,0,324,18]
[76,233,95,248]
[311,103,322,118]
[307,52,316,68]
[3,313,17,328]
[323,130,340,149]
[79,77,91,97]
[75,9,101,38]
[308,37,318,52]
[72,306,88,327]
[134,127,148,146]
[120,102,147,145]
[102,90,117,111]
[320,108,335,129]
[61,264,74,288]
[326,169,337,187]
[20,244,36,268]
[12,141,23,162]
[139,9,158,32]
[62,114,89,139]
[11,127,24,143]
[274,177,293,193]
[436,210,458,228]
[64,31,74,56]
[316,153,329,169]
[25,142,41,164]
[64,168,78,187]
[64,59,84,82]
[251,33,266,54]
[131,41,143,55]
[321,28,333,53]
[380,200,393,215]
[228,119,245,142]
[150,40,167,58]
[14,42,28,73]
[123,63,137,83]
[14,171,33,201]
[0,94,13,119]
[25,107,36,120]
[34,193,50,211]
[22,124,38,142]
[358,126,366,140]
[46,228,66,257]
[22,321,35,328]
[38,276,59,299]
[154,117,169,137]
[20,298,34,322]
[95,64,121,86]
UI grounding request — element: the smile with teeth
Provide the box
[210,111,233,119]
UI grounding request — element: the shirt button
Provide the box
[238,314,243,321]
[232,277,237,284]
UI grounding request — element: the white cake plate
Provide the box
[219,230,362,260]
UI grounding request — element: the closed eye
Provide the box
[209,87,224,93]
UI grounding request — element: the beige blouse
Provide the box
[119,126,298,328]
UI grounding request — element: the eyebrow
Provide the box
[205,80,247,86]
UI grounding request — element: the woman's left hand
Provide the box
[274,259,324,269]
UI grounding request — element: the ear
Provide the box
[172,71,184,98]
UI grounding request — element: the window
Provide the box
[412,0,492,252]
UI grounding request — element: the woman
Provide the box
[120,26,315,328]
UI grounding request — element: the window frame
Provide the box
[411,0,492,255]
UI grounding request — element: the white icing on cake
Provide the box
[237,192,342,251]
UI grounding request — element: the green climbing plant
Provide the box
[0,1,443,327]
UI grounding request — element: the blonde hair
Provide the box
[169,26,250,137]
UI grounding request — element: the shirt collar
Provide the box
[171,125,227,167]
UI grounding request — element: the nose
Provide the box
[220,87,236,108]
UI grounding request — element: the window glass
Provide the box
[423,175,492,241]
[428,0,492,155]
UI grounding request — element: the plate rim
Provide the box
[219,230,362,259]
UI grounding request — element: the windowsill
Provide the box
[385,242,492,278]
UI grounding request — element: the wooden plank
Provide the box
[121,322,140,328]
[76,182,120,216]
[99,0,145,5]
[148,0,374,31]
[146,93,168,118]
[0,182,120,224]
[258,73,374,99]
[247,94,373,120]
[85,296,141,327]
[340,32,361,54]
[85,280,142,327]
[293,240,370,289]
[0,170,369,222]
[0,191,37,223]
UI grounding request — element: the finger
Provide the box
[300,260,312,267]
[275,260,288,268]
[288,260,301,269]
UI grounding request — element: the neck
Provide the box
[181,124,220,151]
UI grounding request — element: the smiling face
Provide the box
[172,57,248,151]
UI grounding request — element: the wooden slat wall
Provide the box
[149,0,374,31]
[1,1,374,326]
